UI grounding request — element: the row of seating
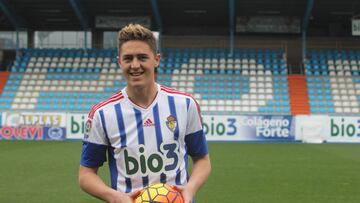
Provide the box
[305,70,360,76]
[164,48,284,59]
[306,59,360,65]
[28,56,114,63]
[159,69,287,75]
[21,48,116,58]
[307,49,360,59]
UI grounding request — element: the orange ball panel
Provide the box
[134,183,184,203]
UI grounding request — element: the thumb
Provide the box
[129,190,142,199]
[172,185,184,192]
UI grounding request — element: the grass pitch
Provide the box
[0,141,359,203]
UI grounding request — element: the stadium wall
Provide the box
[0,111,359,143]
[162,35,288,49]
[162,35,360,49]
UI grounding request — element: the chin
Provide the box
[128,81,146,89]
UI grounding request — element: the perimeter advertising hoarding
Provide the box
[327,116,360,143]
[0,112,66,140]
[66,114,295,141]
[203,115,295,141]
[295,115,328,143]
[7,112,360,143]
[66,113,88,139]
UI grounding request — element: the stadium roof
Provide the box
[0,0,359,36]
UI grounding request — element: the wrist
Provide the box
[184,182,197,194]
[105,189,122,203]
[183,184,196,197]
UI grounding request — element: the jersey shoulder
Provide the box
[159,85,194,99]
[88,91,124,119]
[160,85,201,115]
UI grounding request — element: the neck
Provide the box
[126,83,158,108]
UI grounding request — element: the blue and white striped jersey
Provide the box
[80,83,208,193]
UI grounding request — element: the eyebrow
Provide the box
[122,53,149,58]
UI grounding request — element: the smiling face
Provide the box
[118,40,160,91]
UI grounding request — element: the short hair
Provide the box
[118,24,157,55]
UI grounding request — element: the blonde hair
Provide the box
[118,24,157,54]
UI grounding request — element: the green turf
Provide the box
[0,141,359,203]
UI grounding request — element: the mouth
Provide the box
[129,71,144,77]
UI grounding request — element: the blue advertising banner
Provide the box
[43,127,66,140]
[203,115,295,141]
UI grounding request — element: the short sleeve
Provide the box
[185,98,208,157]
[80,110,109,167]
[185,98,203,135]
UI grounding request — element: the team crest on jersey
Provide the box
[166,115,177,132]
[84,119,92,139]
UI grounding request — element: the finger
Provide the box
[129,190,141,198]
[172,185,184,192]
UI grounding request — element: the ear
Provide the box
[155,53,161,67]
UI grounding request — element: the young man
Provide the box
[79,24,211,203]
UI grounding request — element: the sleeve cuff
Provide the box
[185,129,208,157]
[80,141,108,167]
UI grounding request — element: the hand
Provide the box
[173,185,194,203]
[110,190,141,203]
[129,190,141,200]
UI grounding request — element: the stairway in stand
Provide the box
[0,72,10,95]
[288,74,310,115]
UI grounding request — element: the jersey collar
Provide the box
[122,83,160,111]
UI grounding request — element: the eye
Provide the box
[122,56,132,63]
[138,55,148,61]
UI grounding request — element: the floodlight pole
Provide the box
[302,31,306,64]
[150,0,163,53]
[16,29,20,55]
[69,0,90,50]
[302,0,314,63]
[229,0,235,57]
[0,0,25,56]
[84,31,88,50]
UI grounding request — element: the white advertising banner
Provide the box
[66,113,88,139]
[295,115,328,143]
[2,112,66,127]
[1,112,66,140]
[327,116,360,143]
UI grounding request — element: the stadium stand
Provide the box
[2,48,121,111]
[159,48,289,114]
[4,47,360,115]
[305,49,360,114]
[0,47,291,114]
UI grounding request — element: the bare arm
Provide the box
[182,154,212,203]
[79,165,135,203]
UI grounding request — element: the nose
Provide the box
[130,58,140,68]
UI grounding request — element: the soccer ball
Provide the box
[134,183,184,203]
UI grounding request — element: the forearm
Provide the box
[79,166,124,203]
[186,154,212,194]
